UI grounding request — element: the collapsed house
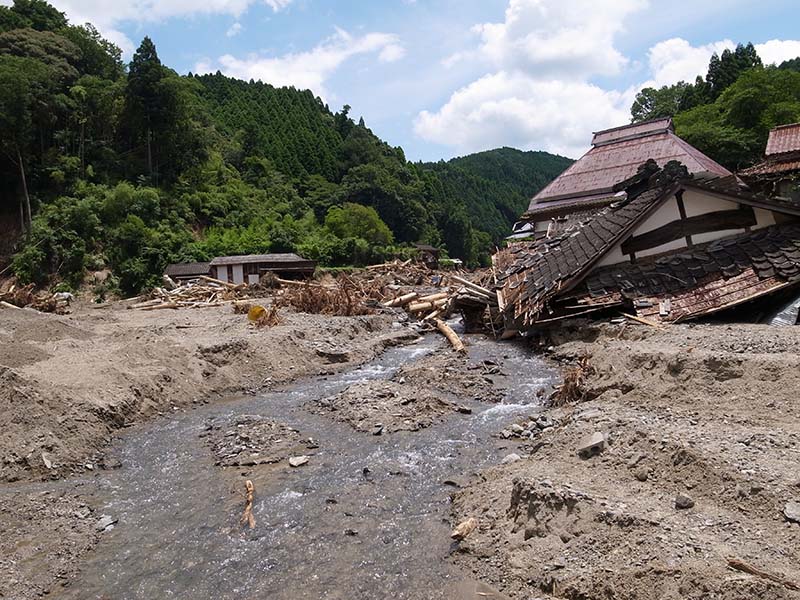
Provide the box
[494,158,800,331]
[739,122,800,200]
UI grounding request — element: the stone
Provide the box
[784,500,800,523]
[577,432,606,458]
[451,517,478,540]
[372,423,384,436]
[675,494,695,510]
[95,515,118,532]
[41,453,53,470]
[634,468,649,482]
[510,424,525,434]
[456,406,472,415]
[501,453,521,465]
[536,416,554,430]
[288,455,309,468]
[627,452,646,469]
[500,429,512,439]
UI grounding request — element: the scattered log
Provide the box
[434,318,466,353]
[408,299,448,313]
[0,300,22,310]
[241,479,256,529]
[726,558,799,591]
[417,292,449,303]
[383,292,419,307]
[199,275,238,289]
[451,276,496,302]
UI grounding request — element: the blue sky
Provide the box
[20,0,800,161]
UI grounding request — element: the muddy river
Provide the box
[57,333,558,599]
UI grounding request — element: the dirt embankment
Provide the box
[451,323,800,600]
[0,300,417,484]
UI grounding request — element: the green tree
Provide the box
[324,202,393,245]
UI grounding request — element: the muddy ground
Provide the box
[2,297,800,600]
[451,322,800,599]
[0,299,417,599]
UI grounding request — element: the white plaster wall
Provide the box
[232,264,244,285]
[216,265,229,282]
[754,207,776,228]
[681,189,734,217]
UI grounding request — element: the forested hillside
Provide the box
[630,42,800,170]
[0,0,570,295]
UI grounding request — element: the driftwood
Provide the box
[726,558,799,591]
[0,300,22,310]
[434,318,466,353]
[241,479,256,529]
[621,312,664,329]
[383,292,418,307]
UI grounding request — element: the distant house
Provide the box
[514,118,732,242]
[164,261,211,282]
[209,253,315,285]
[739,123,800,206]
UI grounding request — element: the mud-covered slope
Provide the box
[451,323,800,600]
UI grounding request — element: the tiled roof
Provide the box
[529,126,731,209]
[498,184,674,326]
[521,193,617,221]
[164,262,210,277]
[765,123,800,156]
[739,152,800,179]
[592,117,673,146]
[574,223,800,322]
[209,253,312,266]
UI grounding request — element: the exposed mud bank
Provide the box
[450,323,800,600]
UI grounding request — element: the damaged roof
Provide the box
[498,170,679,326]
[528,118,731,212]
[765,122,800,156]
[164,262,211,278]
[739,123,800,180]
[209,253,313,266]
[497,162,800,328]
[573,223,800,322]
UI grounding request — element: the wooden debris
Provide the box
[620,312,665,329]
[383,292,419,307]
[240,479,256,529]
[434,318,466,353]
[726,558,800,591]
[451,517,478,540]
[133,279,252,310]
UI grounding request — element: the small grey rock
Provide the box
[634,467,649,482]
[501,453,522,465]
[577,432,606,458]
[500,429,512,439]
[675,494,695,510]
[510,424,525,434]
[289,455,309,467]
[95,515,118,532]
[784,500,800,523]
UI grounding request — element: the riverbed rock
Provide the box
[289,455,309,468]
[577,432,606,458]
[95,515,118,532]
[675,494,695,510]
[502,453,522,465]
[784,500,800,523]
[451,517,478,540]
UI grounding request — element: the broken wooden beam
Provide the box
[383,292,419,307]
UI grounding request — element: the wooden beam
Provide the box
[621,208,756,255]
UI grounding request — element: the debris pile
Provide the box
[131,276,253,310]
[275,274,377,317]
[0,284,71,314]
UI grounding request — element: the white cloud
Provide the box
[415,71,631,158]
[379,43,406,63]
[646,38,733,87]
[473,0,648,78]
[196,28,405,98]
[757,39,800,66]
[415,0,646,158]
[226,22,243,38]
[28,0,294,57]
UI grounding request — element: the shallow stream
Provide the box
[60,333,558,599]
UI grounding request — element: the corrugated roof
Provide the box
[164,262,210,277]
[765,123,800,156]
[530,127,731,210]
[209,253,311,266]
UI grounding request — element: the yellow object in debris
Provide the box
[247,305,266,321]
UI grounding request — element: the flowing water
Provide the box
[58,334,558,600]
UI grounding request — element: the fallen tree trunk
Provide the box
[434,318,466,353]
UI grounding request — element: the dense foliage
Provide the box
[631,43,800,170]
[0,0,570,293]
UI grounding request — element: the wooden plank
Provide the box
[621,208,756,255]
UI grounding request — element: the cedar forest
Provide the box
[1,1,799,295]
